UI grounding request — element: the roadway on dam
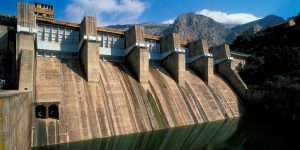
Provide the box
[33,57,245,147]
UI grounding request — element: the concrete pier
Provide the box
[188,39,214,86]
[80,16,100,83]
[125,25,149,86]
[160,33,185,84]
[210,44,248,95]
[16,2,36,91]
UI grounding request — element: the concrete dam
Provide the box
[0,2,249,149]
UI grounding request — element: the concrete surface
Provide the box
[0,92,32,150]
[188,39,214,85]
[160,33,186,84]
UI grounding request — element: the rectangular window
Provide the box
[103,35,108,48]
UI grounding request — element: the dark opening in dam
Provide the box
[36,105,46,119]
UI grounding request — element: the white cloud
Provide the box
[65,0,147,26]
[161,19,174,24]
[196,9,261,24]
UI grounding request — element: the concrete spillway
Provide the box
[33,57,245,146]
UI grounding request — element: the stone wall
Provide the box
[0,92,32,150]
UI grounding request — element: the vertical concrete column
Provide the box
[80,16,100,82]
[16,2,36,91]
[160,33,185,84]
[209,44,231,60]
[188,39,214,86]
[210,44,248,96]
[125,25,149,86]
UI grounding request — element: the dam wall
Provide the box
[31,16,246,146]
[0,2,250,148]
[32,55,245,146]
[0,92,32,150]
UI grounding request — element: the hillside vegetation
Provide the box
[232,14,300,92]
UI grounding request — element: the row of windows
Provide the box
[98,33,125,49]
[36,50,79,59]
[37,24,79,43]
[98,33,162,53]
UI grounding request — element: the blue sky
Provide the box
[1,0,300,26]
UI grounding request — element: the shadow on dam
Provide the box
[33,57,246,147]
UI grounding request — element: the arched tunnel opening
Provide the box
[35,105,46,118]
[49,105,59,119]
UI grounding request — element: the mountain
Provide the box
[164,13,237,46]
[231,13,300,88]
[108,13,237,46]
[106,23,170,36]
[107,13,285,46]
[232,15,285,35]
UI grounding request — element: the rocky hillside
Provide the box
[164,13,237,46]
[107,13,285,46]
[106,23,170,36]
[232,15,285,35]
[231,13,300,90]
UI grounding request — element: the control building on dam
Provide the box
[0,2,250,149]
